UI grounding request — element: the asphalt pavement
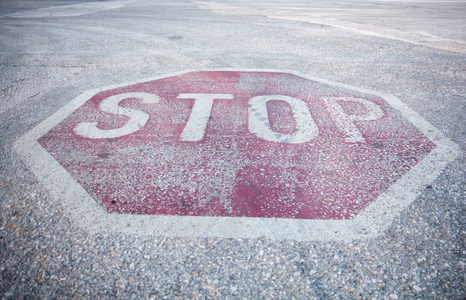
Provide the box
[0,0,465,298]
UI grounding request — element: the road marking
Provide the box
[14,69,460,241]
[74,92,160,139]
[322,97,384,143]
[248,95,319,144]
[177,93,234,141]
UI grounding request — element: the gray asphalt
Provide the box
[1,0,465,298]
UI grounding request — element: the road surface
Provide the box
[1,0,464,298]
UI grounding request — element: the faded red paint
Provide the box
[38,71,435,219]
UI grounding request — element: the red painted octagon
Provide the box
[38,71,434,219]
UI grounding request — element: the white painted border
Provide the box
[14,69,461,241]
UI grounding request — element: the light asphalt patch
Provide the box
[195,0,466,54]
[4,0,136,18]
[14,69,460,241]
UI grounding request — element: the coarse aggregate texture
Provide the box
[1,0,465,298]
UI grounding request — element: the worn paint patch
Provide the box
[38,71,434,219]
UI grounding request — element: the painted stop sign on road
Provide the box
[15,70,459,240]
